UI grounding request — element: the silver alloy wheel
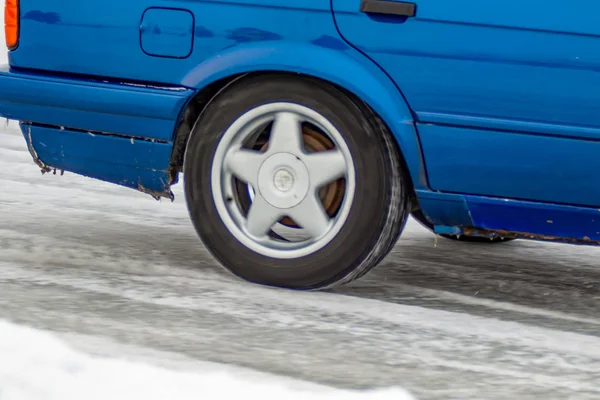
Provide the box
[210,102,356,259]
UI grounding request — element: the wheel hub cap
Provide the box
[273,168,295,192]
[257,152,310,209]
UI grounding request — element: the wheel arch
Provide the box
[170,41,428,194]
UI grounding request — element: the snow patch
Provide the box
[0,320,415,400]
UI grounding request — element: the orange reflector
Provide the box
[5,0,19,50]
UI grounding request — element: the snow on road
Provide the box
[0,320,413,400]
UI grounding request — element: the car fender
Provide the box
[181,40,428,190]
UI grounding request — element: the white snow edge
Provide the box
[0,320,415,400]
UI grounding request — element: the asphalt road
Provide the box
[1,123,599,400]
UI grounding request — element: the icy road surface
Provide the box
[2,121,600,400]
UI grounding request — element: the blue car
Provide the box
[1,0,598,289]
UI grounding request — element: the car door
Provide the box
[332,0,600,208]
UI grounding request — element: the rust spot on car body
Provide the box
[461,227,599,245]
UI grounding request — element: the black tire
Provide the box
[183,75,409,290]
[411,210,515,243]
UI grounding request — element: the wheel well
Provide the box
[169,73,245,174]
[169,71,418,208]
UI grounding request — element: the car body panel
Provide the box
[333,0,600,132]
[418,190,600,244]
[1,0,600,245]
[23,124,175,198]
[418,123,600,208]
[0,65,193,140]
[12,0,348,86]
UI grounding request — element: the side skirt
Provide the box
[416,190,600,245]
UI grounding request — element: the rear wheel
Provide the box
[183,75,409,289]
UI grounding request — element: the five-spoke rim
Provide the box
[210,102,356,259]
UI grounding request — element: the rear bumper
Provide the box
[0,66,195,198]
[0,65,194,141]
